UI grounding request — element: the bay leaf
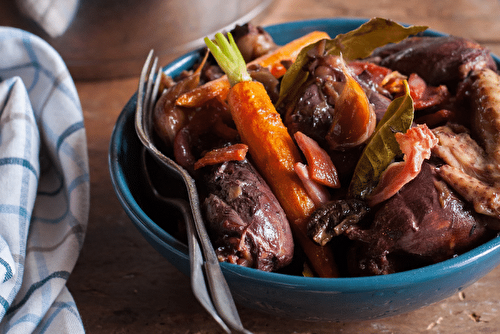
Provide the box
[324,17,428,60]
[347,81,414,199]
[277,18,427,107]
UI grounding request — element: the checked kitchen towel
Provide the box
[0,27,89,333]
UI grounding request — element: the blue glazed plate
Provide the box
[109,17,500,322]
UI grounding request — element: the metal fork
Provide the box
[135,50,252,334]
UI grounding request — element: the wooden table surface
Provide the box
[67,0,500,332]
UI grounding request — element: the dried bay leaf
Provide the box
[324,18,428,60]
[348,81,414,199]
[277,18,427,107]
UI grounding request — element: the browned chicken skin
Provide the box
[470,68,500,165]
[371,36,497,86]
[345,163,491,276]
[431,69,500,220]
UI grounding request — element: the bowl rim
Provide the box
[109,17,500,292]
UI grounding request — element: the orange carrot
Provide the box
[228,81,316,221]
[193,143,248,170]
[229,73,339,277]
[255,30,331,77]
[177,30,330,108]
[176,78,231,108]
[294,131,340,189]
[205,32,339,277]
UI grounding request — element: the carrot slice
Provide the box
[294,162,331,206]
[294,131,340,189]
[193,143,248,170]
[177,30,331,108]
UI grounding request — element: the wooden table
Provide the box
[67,0,500,332]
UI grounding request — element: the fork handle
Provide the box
[203,258,254,334]
[183,202,233,334]
[188,196,252,333]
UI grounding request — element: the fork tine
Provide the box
[142,56,158,132]
[144,66,163,134]
[144,56,158,111]
[135,50,154,146]
[138,49,154,111]
[149,66,162,113]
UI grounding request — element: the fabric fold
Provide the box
[0,27,89,333]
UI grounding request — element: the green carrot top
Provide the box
[204,32,252,87]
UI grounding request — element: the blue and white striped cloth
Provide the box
[0,27,89,333]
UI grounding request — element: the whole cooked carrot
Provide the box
[205,32,339,278]
[177,30,330,108]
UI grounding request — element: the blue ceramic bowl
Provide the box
[109,18,500,322]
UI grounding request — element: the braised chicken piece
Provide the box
[432,124,500,220]
[430,68,500,221]
[436,164,500,219]
[345,163,492,276]
[370,36,497,87]
[432,125,499,184]
[470,68,500,164]
[201,159,294,271]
